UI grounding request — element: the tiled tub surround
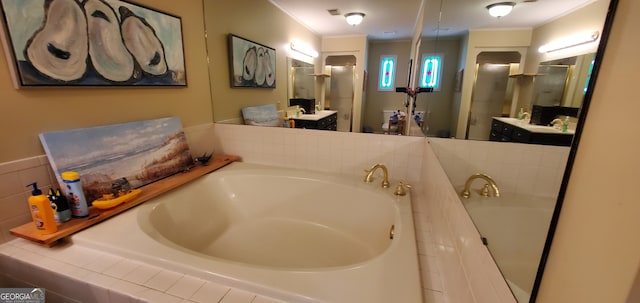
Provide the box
[0,155,58,244]
[416,140,516,303]
[426,137,570,302]
[428,137,569,199]
[0,122,516,302]
[210,123,424,183]
[0,238,284,303]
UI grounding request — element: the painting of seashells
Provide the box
[0,0,187,87]
[228,34,276,88]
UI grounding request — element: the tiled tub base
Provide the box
[0,239,283,303]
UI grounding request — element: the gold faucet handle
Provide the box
[394,182,412,196]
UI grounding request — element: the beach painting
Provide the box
[241,104,281,127]
[39,117,193,203]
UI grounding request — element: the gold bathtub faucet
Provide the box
[461,173,500,198]
[364,164,390,188]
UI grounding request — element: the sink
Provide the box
[494,117,575,134]
[523,124,574,134]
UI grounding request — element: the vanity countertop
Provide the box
[293,110,338,121]
[494,117,575,135]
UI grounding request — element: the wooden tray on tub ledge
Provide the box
[10,154,241,246]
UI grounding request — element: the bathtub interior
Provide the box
[139,172,397,269]
[462,193,555,299]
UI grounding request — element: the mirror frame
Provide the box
[530,0,619,301]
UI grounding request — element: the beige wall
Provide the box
[204,0,320,123]
[537,0,640,302]
[321,35,368,132]
[415,37,462,137]
[0,0,212,163]
[515,0,610,112]
[525,0,611,72]
[363,40,412,132]
[320,35,367,132]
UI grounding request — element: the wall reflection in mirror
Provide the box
[419,0,612,301]
[531,53,595,120]
[203,0,613,301]
[288,58,315,101]
[204,0,423,136]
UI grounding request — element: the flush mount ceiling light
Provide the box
[345,12,365,26]
[486,2,516,18]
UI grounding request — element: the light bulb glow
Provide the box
[538,31,600,53]
[290,41,318,58]
[486,2,515,18]
[345,12,365,26]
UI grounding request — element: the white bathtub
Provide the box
[463,192,555,302]
[71,162,422,303]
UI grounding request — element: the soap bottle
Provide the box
[61,171,89,218]
[26,183,58,235]
[48,188,71,223]
[283,112,290,128]
[518,108,524,120]
[562,116,570,133]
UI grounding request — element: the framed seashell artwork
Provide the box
[0,0,187,88]
[228,34,276,88]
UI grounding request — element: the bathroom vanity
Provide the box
[490,117,574,146]
[293,110,338,131]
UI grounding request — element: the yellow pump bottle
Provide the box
[26,182,58,235]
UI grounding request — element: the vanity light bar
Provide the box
[538,31,600,53]
[290,41,319,58]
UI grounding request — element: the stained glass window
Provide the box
[583,59,595,94]
[420,55,442,90]
[378,55,397,91]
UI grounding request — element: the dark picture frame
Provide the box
[228,34,276,88]
[0,0,187,88]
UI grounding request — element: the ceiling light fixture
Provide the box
[345,12,365,26]
[486,2,516,18]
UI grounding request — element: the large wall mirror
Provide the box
[417,0,616,302]
[203,0,423,135]
[287,58,315,101]
[533,53,596,110]
[202,0,617,302]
